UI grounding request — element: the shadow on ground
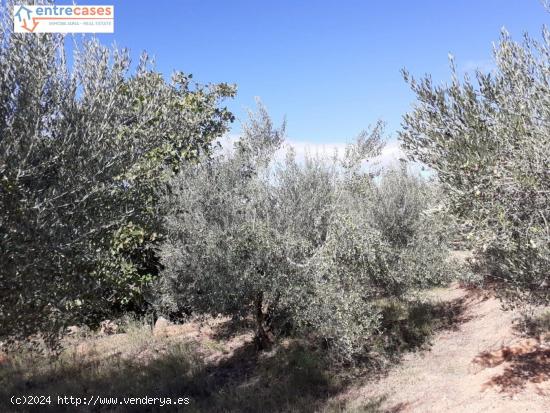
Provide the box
[0,295,473,413]
[1,340,355,413]
[374,294,471,358]
[473,310,550,395]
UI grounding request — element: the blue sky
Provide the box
[49,0,548,144]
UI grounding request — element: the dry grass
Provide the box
[2,284,548,412]
[0,316,347,412]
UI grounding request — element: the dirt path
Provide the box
[343,284,550,413]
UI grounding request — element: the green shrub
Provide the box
[157,106,452,361]
[369,168,452,295]
[0,2,235,343]
[401,29,550,305]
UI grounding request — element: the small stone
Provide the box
[99,320,118,335]
[153,316,170,336]
[66,325,81,336]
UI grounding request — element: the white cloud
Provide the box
[282,139,346,160]
[282,138,405,167]
[284,139,434,177]
[216,133,431,176]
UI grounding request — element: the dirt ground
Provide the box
[340,284,550,413]
[3,275,548,412]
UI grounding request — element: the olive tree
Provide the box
[368,167,451,296]
[401,29,550,304]
[157,106,451,360]
[0,2,235,342]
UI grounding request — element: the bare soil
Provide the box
[3,277,548,412]
[340,284,550,413]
